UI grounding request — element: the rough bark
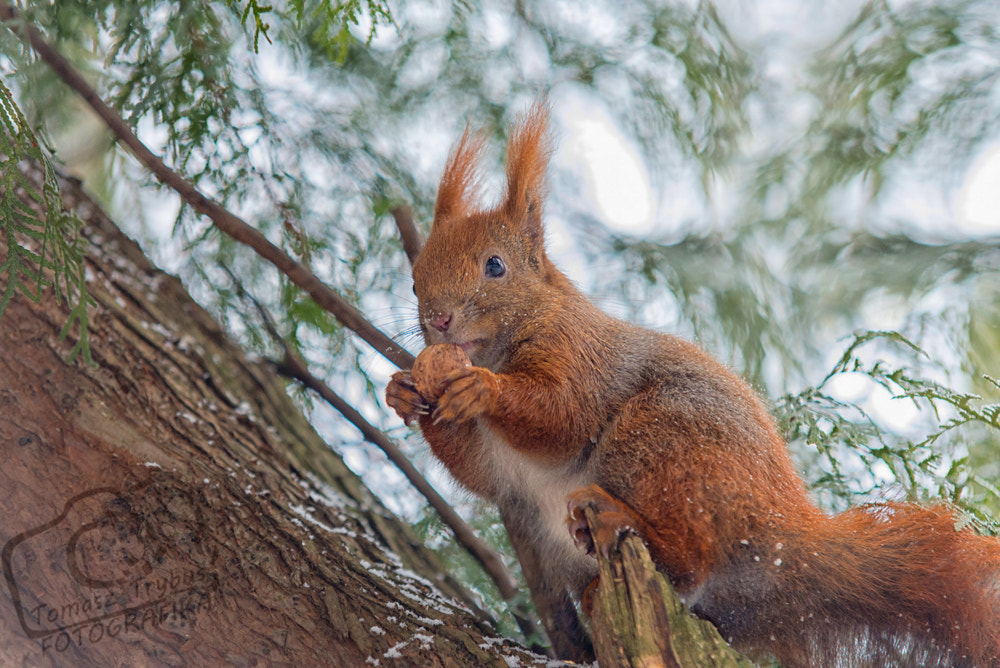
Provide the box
[0,167,557,667]
[585,510,752,668]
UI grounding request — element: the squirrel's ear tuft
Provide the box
[434,125,487,228]
[503,100,552,227]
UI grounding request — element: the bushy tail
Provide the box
[800,503,1000,667]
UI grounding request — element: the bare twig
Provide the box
[275,354,522,591]
[0,1,413,370]
[391,205,423,266]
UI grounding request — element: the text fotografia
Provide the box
[28,567,215,629]
[3,483,224,656]
[37,581,220,654]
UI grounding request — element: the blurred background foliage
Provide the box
[3,0,1000,636]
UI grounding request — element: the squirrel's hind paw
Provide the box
[567,484,638,559]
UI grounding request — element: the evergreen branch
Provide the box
[301,0,396,62]
[58,261,96,364]
[779,329,1000,515]
[820,330,925,388]
[0,1,413,370]
[0,73,92,361]
[230,0,273,53]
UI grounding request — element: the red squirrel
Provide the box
[385,102,1000,667]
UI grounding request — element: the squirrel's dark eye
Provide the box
[484,255,506,278]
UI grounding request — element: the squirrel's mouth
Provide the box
[428,329,483,358]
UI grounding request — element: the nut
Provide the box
[412,343,471,400]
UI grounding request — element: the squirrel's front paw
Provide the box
[385,371,431,426]
[567,484,638,559]
[433,366,500,424]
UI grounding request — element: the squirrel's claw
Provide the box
[386,371,431,426]
[432,366,499,424]
[567,484,638,560]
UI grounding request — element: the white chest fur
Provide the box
[477,424,598,585]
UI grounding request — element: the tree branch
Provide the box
[0,1,414,370]
[584,508,753,668]
[391,205,423,266]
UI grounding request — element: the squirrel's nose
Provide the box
[429,312,453,332]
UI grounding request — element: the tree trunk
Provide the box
[0,167,551,667]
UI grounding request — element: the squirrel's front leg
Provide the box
[433,366,501,424]
[411,343,579,460]
[385,371,431,426]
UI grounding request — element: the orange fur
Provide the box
[433,125,488,226]
[503,100,552,220]
[385,103,1000,667]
